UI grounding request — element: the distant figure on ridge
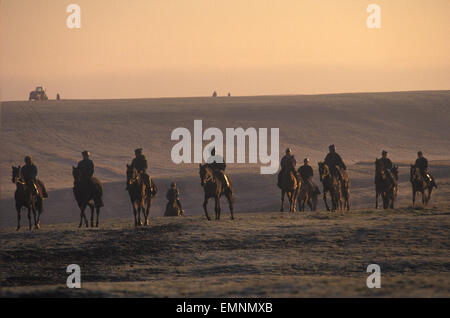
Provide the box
[212,91,217,97]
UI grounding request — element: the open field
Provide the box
[1,91,449,296]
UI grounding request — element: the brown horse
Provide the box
[410,165,433,207]
[278,169,300,212]
[126,165,155,226]
[297,178,319,211]
[199,164,234,220]
[72,167,103,228]
[11,166,44,230]
[375,159,398,209]
[318,162,341,212]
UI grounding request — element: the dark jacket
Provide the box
[324,152,346,170]
[380,157,393,170]
[299,165,314,180]
[77,159,94,179]
[415,157,428,173]
[131,154,148,172]
[166,188,180,202]
[281,155,296,171]
[22,164,38,181]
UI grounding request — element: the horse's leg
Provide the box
[280,190,285,212]
[79,204,88,228]
[375,191,379,209]
[421,190,425,206]
[16,206,21,231]
[412,188,416,208]
[323,191,330,211]
[226,193,234,220]
[214,195,221,220]
[145,197,151,226]
[95,206,100,227]
[132,202,138,227]
[27,207,32,230]
[32,205,38,229]
[90,203,95,227]
[36,200,42,229]
[427,187,432,205]
[203,195,211,221]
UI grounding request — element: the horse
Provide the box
[199,164,234,220]
[318,162,342,212]
[72,166,103,228]
[278,169,300,212]
[297,178,319,211]
[410,165,433,207]
[11,166,44,230]
[126,165,154,226]
[375,159,398,209]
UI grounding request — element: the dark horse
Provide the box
[297,179,318,211]
[11,166,44,230]
[72,166,103,228]
[126,165,155,226]
[318,162,341,212]
[410,165,433,207]
[278,169,300,212]
[199,164,234,220]
[375,159,398,209]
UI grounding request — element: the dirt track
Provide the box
[1,205,449,297]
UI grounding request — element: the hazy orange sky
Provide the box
[1,0,449,101]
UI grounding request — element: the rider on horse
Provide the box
[166,182,184,215]
[277,148,297,187]
[324,144,346,181]
[22,156,48,198]
[379,150,394,183]
[206,147,230,191]
[415,151,437,188]
[299,158,320,194]
[76,151,102,203]
[129,148,155,193]
[77,151,94,180]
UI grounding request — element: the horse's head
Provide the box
[410,165,421,182]
[199,164,212,186]
[11,165,22,184]
[318,162,329,181]
[391,165,399,179]
[375,159,385,178]
[126,164,139,186]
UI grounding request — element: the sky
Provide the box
[1,0,449,101]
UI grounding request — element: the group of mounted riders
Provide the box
[276,145,437,212]
[12,143,437,230]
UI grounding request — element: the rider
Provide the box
[299,158,320,194]
[324,144,346,180]
[206,147,230,191]
[22,156,48,198]
[277,148,297,187]
[77,151,94,180]
[415,151,437,188]
[380,150,394,183]
[130,148,154,192]
[166,182,184,215]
